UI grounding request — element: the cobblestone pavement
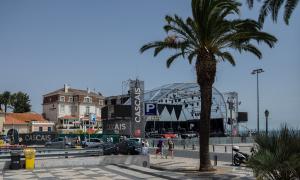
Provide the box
[2,162,255,180]
[2,164,192,180]
[150,155,255,179]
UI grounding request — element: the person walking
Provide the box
[156,139,164,158]
[166,138,174,159]
[141,139,149,155]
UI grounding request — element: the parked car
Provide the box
[115,140,142,155]
[146,132,162,138]
[45,137,72,148]
[127,138,142,143]
[102,142,118,155]
[161,133,177,139]
[82,138,103,148]
[181,131,198,139]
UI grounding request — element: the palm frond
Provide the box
[166,52,184,68]
[284,0,299,24]
[216,51,236,66]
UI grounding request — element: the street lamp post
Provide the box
[251,68,264,134]
[264,109,269,136]
[227,97,234,165]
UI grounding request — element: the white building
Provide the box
[42,84,105,133]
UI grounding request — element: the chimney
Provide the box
[64,84,69,93]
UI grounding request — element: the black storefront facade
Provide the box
[101,104,226,136]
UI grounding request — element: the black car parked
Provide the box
[102,142,118,155]
[115,140,142,155]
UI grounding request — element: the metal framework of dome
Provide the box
[124,82,229,133]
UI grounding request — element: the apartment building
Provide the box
[42,84,105,133]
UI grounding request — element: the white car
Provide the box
[82,138,103,148]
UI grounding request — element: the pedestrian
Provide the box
[156,139,164,158]
[166,138,174,159]
[76,136,81,146]
[142,139,149,155]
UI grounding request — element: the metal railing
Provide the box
[0,148,104,160]
[146,136,254,150]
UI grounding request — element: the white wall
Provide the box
[79,105,98,116]
[58,104,72,117]
[43,103,58,122]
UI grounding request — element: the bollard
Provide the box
[183,143,186,149]
[153,140,155,148]
[65,152,68,158]
[192,143,195,150]
[225,146,227,152]
[214,155,218,166]
[213,145,215,152]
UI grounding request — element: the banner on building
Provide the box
[130,79,145,138]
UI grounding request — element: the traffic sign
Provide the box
[145,103,157,116]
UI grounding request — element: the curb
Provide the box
[150,165,198,172]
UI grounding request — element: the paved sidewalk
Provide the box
[149,155,255,179]
[149,143,254,154]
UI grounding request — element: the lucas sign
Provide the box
[145,103,157,116]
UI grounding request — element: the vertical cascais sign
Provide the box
[130,79,145,138]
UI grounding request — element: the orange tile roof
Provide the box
[4,113,47,125]
[60,115,79,119]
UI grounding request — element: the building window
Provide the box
[71,106,77,112]
[60,104,65,113]
[68,97,73,102]
[99,100,103,106]
[60,96,65,102]
[74,97,78,102]
[84,97,92,103]
[111,99,116,105]
[39,127,43,132]
[48,127,51,132]
[85,106,90,115]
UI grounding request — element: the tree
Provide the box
[0,93,3,111]
[140,0,277,171]
[1,91,12,113]
[247,125,300,179]
[247,0,299,25]
[11,92,31,113]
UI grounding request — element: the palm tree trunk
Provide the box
[196,51,216,171]
[199,84,213,170]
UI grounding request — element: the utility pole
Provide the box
[251,68,264,134]
[227,97,234,165]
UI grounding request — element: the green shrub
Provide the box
[247,125,300,180]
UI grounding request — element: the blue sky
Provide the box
[0,0,299,130]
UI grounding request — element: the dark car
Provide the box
[116,140,142,155]
[45,137,73,149]
[102,142,118,155]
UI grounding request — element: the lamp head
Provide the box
[264,109,269,117]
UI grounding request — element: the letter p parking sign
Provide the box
[144,103,157,116]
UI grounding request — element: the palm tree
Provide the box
[0,93,3,112]
[247,125,300,179]
[140,0,277,171]
[2,91,12,113]
[247,0,299,25]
